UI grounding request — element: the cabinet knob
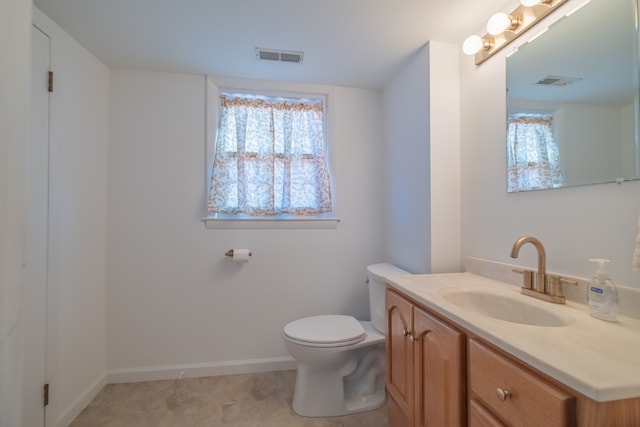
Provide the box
[496,388,512,401]
[402,328,417,343]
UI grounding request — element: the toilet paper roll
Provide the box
[232,249,251,262]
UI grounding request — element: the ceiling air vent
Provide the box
[535,75,582,86]
[255,48,304,64]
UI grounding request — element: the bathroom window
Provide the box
[507,114,564,192]
[207,92,334,221]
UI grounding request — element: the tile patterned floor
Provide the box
[69,370,391,427]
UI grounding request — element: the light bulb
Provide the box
[487,12,513,35]
[462,35,484,55]
[520,0,542,6]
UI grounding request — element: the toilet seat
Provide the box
[284,315,366,347]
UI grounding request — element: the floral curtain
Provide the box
[507,114,564,192]
[208,94,332,215]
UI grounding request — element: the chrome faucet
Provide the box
[510,236,577,304]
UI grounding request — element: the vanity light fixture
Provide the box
[462,35,492,55]
[464,0,568,65]
[520,0,552,6]
[487,12,520,35]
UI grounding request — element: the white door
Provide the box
[24,23,51,427]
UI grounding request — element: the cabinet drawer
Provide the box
[469,338,575,427]
[469,399,507,427]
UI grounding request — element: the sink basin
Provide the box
[439,287,572,327]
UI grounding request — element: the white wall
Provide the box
[33,9,109,426]
[107,70,385,378]
[383,41,461,274]
[0,0,30,426]
[428,41,461,274]
[621,103,637,177]
[383,46,432,273]
[460,9,640,288]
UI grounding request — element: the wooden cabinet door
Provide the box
[413,306,466,427]
[386,289,415,425]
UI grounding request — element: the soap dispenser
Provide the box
[587,258,618,321]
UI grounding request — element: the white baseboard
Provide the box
[56,373,107,427]
[106,356,297,384]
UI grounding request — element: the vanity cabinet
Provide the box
[386,288,466,427]
[386,285,640,427]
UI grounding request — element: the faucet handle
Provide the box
[512,268,534,290]
[548,275,578,298]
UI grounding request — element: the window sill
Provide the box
[202,214,340,230]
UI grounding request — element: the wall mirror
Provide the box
[505,0,640,192]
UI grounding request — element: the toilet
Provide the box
[283,263,409,417]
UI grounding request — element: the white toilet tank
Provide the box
[366,263,410,334]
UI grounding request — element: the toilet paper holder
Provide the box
[225,249,252,257]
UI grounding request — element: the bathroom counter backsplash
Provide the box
[466,256,640,319]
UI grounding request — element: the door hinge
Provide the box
[48,71,53,93]
[44,383,49,406]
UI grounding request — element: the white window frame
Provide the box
[202,82,339,229]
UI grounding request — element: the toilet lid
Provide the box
[284,315,366,346]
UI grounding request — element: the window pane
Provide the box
[208,93,332,215]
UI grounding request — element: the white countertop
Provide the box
[385,272,640,402]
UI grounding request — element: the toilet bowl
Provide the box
[283,263,409,417]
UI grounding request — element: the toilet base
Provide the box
[290,340,386,417]
[343,392,386,415]
[291,367,386,417]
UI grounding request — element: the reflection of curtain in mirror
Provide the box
[507,114,564,192]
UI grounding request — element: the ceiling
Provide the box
[33,0,509,89]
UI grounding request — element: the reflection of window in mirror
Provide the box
[507,113,564,192]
